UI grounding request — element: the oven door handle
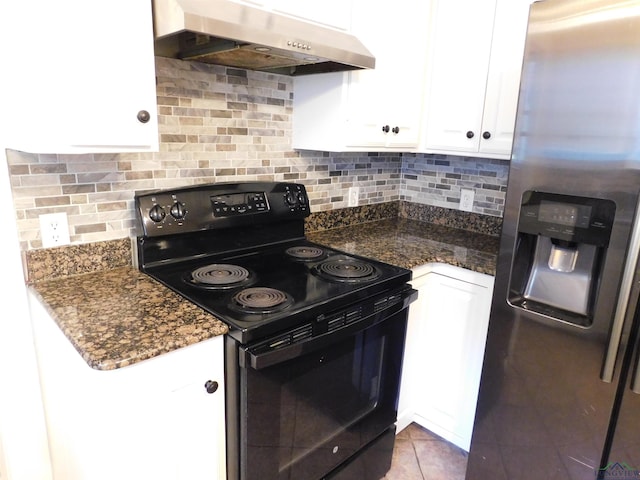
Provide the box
[238,288,418,370]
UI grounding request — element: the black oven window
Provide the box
[242,317,402,480]
[279,334,384,471]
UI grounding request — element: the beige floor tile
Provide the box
[414,439,467,480]
[384,423,468,480]
[383,438,424,480]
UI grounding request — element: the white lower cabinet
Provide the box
[27,290,226,480]
[397,264,494,452]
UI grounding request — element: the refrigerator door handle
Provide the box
[632,343,640,394]
[601,196,640,383]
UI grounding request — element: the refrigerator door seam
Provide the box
[601,193,640,382]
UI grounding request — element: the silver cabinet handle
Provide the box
[601,195,640,382]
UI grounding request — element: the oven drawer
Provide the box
[323,427,396,480]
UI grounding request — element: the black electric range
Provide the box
[134,182,416,480]
[134,182,412,344]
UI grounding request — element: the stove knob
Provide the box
[149,204,166,223]
[170,201,186,220]
[285,192,297,206]
[297,192,307,205]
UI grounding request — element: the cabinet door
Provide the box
[423,0,497,153]
[8,0,158,153]
[478,0,532,156]
[170,375,226,479]
[411,272,492,452]
[345,0,428,150]
[292,0,428,152]
[397,272,431,431]
[344,69,389,148]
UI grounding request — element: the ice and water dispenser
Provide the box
[508,191,616,326]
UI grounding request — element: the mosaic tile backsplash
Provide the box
[8,57,508,250]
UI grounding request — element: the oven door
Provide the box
[225,290,415,480]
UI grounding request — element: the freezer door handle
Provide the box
[602,195,640,382]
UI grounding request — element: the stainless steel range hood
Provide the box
[152,0,376,76]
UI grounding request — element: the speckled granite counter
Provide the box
[27,204,499,371]
[29,266,228,370]
[307,218,499,275]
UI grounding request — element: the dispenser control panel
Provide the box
[518,191,615,246]
[537,200,591,228]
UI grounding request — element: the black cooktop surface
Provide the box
[144,239,411,343]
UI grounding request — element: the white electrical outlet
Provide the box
[460,188,475,212]
[348,187,360,207]
[39,212,71,248]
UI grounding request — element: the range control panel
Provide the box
[211,192,269,217]
[135,182,310,237]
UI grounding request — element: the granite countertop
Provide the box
[308,218,499,276]
[30,267,228,370]
[29,216,498,371]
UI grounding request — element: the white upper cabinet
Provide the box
[292,0,430,152]
[6,0,158,154]
[421,0,532,159]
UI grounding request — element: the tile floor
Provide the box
[383,423,468,480]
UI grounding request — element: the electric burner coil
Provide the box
[313,259,380,283]
[230,287,294,314]
[285,246,326,261]
[185,264,253,290]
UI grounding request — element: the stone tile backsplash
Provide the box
[7,57,507,250]
[401,153,509,217]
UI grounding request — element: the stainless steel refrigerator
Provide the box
[466,1,640,479]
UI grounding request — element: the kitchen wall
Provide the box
[7,57,507,251]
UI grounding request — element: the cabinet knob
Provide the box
[482,131,491,139]
[204,380,219,394]
[137,110,151,124]
[466,131,475,139]
[382,125,390,133]
[392,126,400,134]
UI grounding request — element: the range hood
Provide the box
[152,0,376,76]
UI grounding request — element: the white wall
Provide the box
[0,149,52,480]
[0,2,53,478]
